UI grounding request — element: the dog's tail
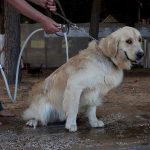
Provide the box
[22,99,65,125]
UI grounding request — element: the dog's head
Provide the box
[98,26,144,70]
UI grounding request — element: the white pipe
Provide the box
[0,28,43,102]
[64,32,69,62]
[0,27,69,102]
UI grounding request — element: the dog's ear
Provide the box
[98,35,119,58]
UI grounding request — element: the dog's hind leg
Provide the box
[86,106,104,128]
[63,84,83,132]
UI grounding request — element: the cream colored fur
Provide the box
[22,26,143,132]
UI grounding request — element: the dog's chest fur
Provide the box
[83,56,123,90]
[79,57,123,106]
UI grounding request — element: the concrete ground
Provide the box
[0,69,150,150]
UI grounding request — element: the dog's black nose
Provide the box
[136,52,144,60]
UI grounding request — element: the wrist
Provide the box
[38,15,49,24]
[35,13,48,24]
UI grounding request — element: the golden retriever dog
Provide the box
[22,26,144,132]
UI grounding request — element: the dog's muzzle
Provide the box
[136,51,144,60]
[124,51,144,64]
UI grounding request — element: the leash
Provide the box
[51,0,98,41]
[53,12,98,42]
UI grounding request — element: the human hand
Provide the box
[46,0,57,12]
[28,0,57,11]
[41,17,61,34]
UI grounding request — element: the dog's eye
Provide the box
[126,39,133,44]
[139,38,142,43]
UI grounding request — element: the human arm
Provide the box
[5,0,60,33]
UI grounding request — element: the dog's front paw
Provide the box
[65,123,77,132]
[26,119,38,129]
[90,119,104,128]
